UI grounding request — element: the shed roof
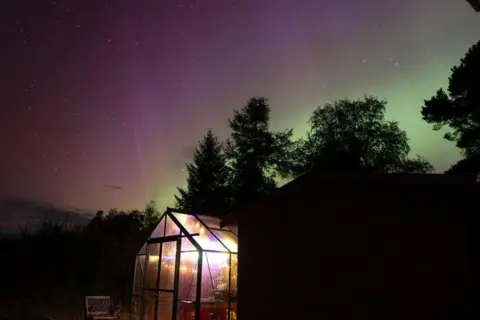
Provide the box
[221,171,479,227]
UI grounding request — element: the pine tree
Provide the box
[226,97,294,209]
[422,40,480,173]
[175,129,230,217]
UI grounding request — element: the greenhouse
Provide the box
[130,208,238,320]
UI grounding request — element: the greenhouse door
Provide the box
[155,237,181,320]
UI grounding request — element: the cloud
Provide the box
[103,184,123,192]
[0,196,92,236]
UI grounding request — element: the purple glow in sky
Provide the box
[2,0,480,220]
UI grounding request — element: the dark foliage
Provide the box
[290,96,434,176]
[422,40,480,172]
[0,203,160,319]
[225,97,295,209]
[445,154,480,176]
[175,129,231,217]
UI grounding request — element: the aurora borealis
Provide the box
[2,0,480,219]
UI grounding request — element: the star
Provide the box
[2,0,477,222]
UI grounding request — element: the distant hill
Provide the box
[0,196,92,237]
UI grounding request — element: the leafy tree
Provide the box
[421,40,480,173]
[226,97,295,209]
[143,200,161,228]
[291,96,434,176]
[402,155,435,174]
[175,129,231,217]
[0,200,158,319]
[445,154,480,175]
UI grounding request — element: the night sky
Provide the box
[2,0,480,224]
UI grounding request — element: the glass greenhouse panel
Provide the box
[132,255,146,295]
[211,229,238,253]
[200,252,230,318]
[173,212,227,251]
[178,251,199,302]
[231,254,238,298]
[181,234,197,251]
[145,244,160,289]
[172,213,203,234]
[158,241,177,290]
[130,294,142,320]
[197,214,229,230]
[138,243,147,255]
[157,291,174,320]
[230,254,238,320]
[142,290,156,320]
[165,215,180,236]
[195,228,228,252]
[150,216,165,239]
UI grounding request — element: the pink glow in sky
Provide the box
[2,0,480,218]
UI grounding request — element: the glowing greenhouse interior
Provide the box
[130,208,238,320]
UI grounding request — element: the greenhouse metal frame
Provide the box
[130,208,238,320]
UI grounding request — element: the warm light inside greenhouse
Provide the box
[130,209,238,320]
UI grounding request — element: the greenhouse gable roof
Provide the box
[143,208,238,254]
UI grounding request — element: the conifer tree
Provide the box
[175,129,230,217]
[226,97,294,209]
[422,40,480,174]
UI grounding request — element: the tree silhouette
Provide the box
[422,40,480,173]
[291,96,433,176]
[175,129,231,217]
[226,97,295,209]
[445,154,480,175]
[0,201,157,319]
[142,200,161,228]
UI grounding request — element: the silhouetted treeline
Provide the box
[422,40,480,175]
[176,39,480,216]
[0,202,161,320]
[175,96,434,217]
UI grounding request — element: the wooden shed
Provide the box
[222,171,480,319]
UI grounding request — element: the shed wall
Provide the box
[237,179,477,319]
